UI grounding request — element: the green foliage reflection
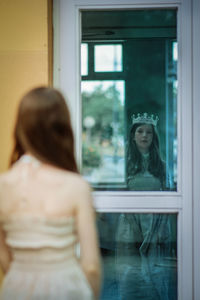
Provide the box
[82,84,124,140]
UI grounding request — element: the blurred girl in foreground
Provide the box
[0,87,101,300]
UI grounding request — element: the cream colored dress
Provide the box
[0,156,94,300]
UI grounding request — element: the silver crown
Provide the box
[132,113,159,126]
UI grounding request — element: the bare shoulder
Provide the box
[65,171,92,193]
[62,171,93,204]
[0,170,13,186]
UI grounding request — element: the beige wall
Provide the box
[0,0,50,172]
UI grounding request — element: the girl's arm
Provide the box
[0,227,12,274]
[76,180,102,299]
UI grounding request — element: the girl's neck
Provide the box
[142,152,149,158]
[138,148,149,155]
[137,145,150,155]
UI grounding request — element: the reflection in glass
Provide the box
[98,213,177,300]
[173,42,178,61]
[127,113,171,191]
[95,45,122,72]
[82,80,125,186]
[81,9,178,191]
[81,43,88,76]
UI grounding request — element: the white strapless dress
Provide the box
[0,215,94,300]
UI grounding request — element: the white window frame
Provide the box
[53,0,199,299]
[193,0,200,299]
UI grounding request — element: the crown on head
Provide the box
[131,112,159,126]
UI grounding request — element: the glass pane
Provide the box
[82,80,125,187]
[95,45,123,72]
[81,9,178,191]
[81,43,88,76]
[97,212,177,300]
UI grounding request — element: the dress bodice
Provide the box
[1,215,78,266]
[127,152,162,191]
[128,172,162,191]
[0,215,94,300]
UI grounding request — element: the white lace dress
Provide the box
[0,215,94,300]
[0,155,95,300]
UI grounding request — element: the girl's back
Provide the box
[0,155,96,300]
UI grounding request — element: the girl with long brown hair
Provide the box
[0,87,101,300]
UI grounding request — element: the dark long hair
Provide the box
[10,86,78,172]
[127,123,165,187]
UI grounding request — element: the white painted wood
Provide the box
[54,0,82,164]
[93,195,182,209]
[193,0,200,299]
[74,0,181,5]
[52,0,60,88]
[179,1,193,299]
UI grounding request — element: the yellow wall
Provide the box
[0,0,50,282]
[0,0,50,172]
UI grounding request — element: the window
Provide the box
[81,9,177,192]
[55,1,196,298]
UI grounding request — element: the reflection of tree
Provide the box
[82,85,124,143]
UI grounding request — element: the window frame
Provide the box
[53,0,195,299]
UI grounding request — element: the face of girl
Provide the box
[134,124,153,153]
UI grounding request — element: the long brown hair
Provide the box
[10,86,78,172]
